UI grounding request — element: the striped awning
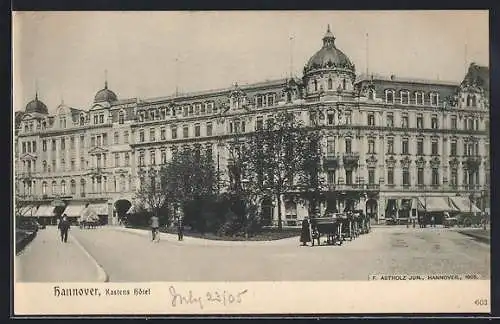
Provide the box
[34,205,55,217]
[18,205,39,217]
[419,197,458,212]
[62,203,85,217]
[449,196,481,213]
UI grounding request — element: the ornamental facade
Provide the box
[14,26,490,226]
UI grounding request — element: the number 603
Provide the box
[474,299,488,306]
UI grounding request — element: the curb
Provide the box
[15,231,37,255]
[458,231,490,244]
[69,233,109,282]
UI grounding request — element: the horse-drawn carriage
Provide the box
[310,210,370,246]
[79,206,100,229]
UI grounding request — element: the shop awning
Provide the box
[17,205,38,217]
[449,196,481,213]
[91,203,109,215]
[418,197,457,212]
[62,203,85,217]
[34,205,55,217]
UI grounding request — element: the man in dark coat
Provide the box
[177,217,184,241]
[58,214,70,243]
[300,217,311,246]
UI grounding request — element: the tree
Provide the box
[135,166,169,225]
[242,111,323,230]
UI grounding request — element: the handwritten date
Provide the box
[169,286,248,310]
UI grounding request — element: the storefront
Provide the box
[449,196,481,215]
[62,203,86,225]
[34,205,56,225]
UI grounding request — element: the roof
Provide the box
[461,63,489,91]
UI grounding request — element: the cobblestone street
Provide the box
[16,225,490,282]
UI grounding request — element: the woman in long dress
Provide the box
[300,217,311,246]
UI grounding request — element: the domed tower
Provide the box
[303,25,356,98]
[25,92,48,114]
[93,79,118,104]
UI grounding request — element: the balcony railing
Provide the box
[342,152,360,167]
[323,154,339,169]
[328,183,380,191]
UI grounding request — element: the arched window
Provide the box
[118,110,125,124]
[328,78,333,90]
[314,80,318,92]
[70,179,76,194]
[385,90,394,104]
[368,89,375,100]
[342,79,346,90]
[61,180,66,195]
[52,181,57,195]
[42,181,47,195]
[43,160,47,172]
[80,114,85,126]
[80,178,86,195]
[471,95,477,107]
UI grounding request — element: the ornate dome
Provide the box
[94,81,117,103]
[304,25,354,74]
[25,93,48,114]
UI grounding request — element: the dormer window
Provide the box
[150,110,155,120]
[467,94,477,107]
[94,115,99,124]
[267,94,275,107]
[400,90,409,105]
[24,125,28,133]
[42,121,47,129]
[385,90,395,104]
[195,103,201,115]
[188,105,194,116]
[60,116,66,128]
[368,89,375,100]
[430,92,439,106]
[183,106,188,117]
[99,114,104,123]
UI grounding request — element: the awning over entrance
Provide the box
[418,197,457,212]
[91,203,109,215]
[18,205,39,217]
[62,203,86,217]
[449,196,481,213]
[34,205,55,217]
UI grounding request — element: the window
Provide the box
[150,110,156,120]
[367,113,375,126]
[368,139,375,154]
[188,105,194,116]
[149,128,155,142]
[387,168,394,185]
[327,138,335,155]
[432,168,439,185]
[96,135,101,147]
[451,116,457,130]
[43,160,47,172]
[161,150,167,164]
[267,94,275,107]
[139,130,145,143]
[206,122,213,136]
[368,169,375,185]
[417,138,424,155]
[345,138,352,153]
[345,170,353,185]
[52,181,57,195]
[385,90,394,104]
[27,142,32,153]
[150,151,156,165]
[114,132,119,144]
[402,138,409,154]
[314,80,318,92]
[115,153,120,167]
[80,135,85,149]
[103,133,107,146]
[450,140,457,156]
[94,115,98,124]
[402,115,409,128]
[80,179,86,195]
[328,78,333,90]
[139,151,145,166]
[183,106,188,117]
[417,168,424,185]
[61,158,66,171]
[22,142,26,153]
[400,91,409,105]
[474,119,479,130]
[119,111,125,124]
[99,114,104,123]
[417,114,423,129]
[415,92,424,105]
[450,169,458,187]
[402,169,410,186]
[430,92,439,106]
[256,117,264,130]
[96,155,101,168]
[327,171,336,185]
[257,95,263,108]
[80,115,85,126]
[71,159,75,171]
[327,112,335,125]
[160,128,166,140]
[61,180,66,195]
[60,117,66,128]
[124,153,130,166]
[431,140,438,155]
[171,126,177,139]
[80,157,85,170]
[42,140,47,152]
[431,115,438,129]
[42,182,47,195]
[52,139,56,151]
[123,131,129,144]
[183,125,189,138]
[468,118,473,130]
[387,113,394,127]
[387,138,394,154]
[345,111,352,125]
[195,124,201,137]
[61,138,66,150]
[342,79,347,90]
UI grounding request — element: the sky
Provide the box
[13,10,489,113]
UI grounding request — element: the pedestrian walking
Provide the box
[177,218,184,241]
[58,214,70,243]
[150,214,160,242]
[300,217,311,246]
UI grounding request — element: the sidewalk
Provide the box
[108,226,301,247]
[15,226,104,282]
[458,228,491,244]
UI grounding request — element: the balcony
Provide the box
[323,154,339,169]
[328,183,380,192]
[342,152,360,168]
